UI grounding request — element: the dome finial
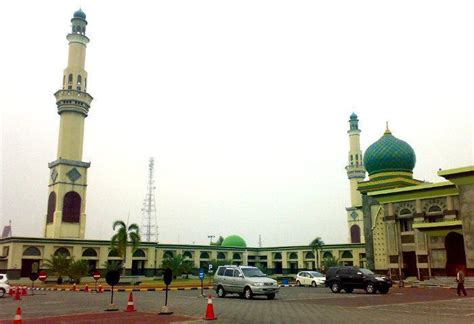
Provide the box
[384,121,391,135]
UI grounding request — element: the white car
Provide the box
[295,271,326,287]
[0,274,10,297]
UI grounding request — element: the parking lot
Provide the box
[0,286,473,323]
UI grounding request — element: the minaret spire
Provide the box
[44,9,93,239]
[345,112,366,244]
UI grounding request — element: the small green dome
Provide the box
[221,235,247,248]
[350,112,358,120]
[73,9,86,20]
[364,128,416,177]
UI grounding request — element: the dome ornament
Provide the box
[384,121,391,135]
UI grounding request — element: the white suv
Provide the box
[213,266,279,300]
[0,274,10,297]
[296,271,326,287]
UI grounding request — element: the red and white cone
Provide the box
[124,292,136,312]
[98,284,103,293]
[72,283,76,291]
[9,286,15,297]
[84,284,89,292]
[14,287,21,301]
[13,306,23,324]
[205,294,217,320]
[21,286,27,296]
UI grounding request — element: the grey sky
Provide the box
[1,1,473,247]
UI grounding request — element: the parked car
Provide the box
[296,271,326,287]
[0,274,10,297]
[325,266,392,294]
[213,265,279,300]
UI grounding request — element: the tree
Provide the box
[102,260,123,272]
[43,254,71,284]
[162,254,185,279]
[110,220,141,275]
[181,260,195,279]
[310,237,325,270]
[210,236,224,246]
[68,259,89,284]
[321,255,341,271]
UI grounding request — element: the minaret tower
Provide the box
[345,113,366,243]
[44,9,93,239]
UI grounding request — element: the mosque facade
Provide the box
[0,10,473,280]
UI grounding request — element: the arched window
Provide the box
[341,251,353,259]
[323,251,333,259]
[399,208,412,216]
[217,252,226,260]
[62,191,81,223]
[82,248,97,257]
[288,252,298,260]
[108,249,120,257]
[46,192,56,223]
[133,249,145,258]
[305,251,315,259]
[200,251,210,259]
[163,251,174,259]
[77,75,82,91]
[232,253,241,260]
[63,75,66,87]
[428,205,442,213]
[350,225,361,243]
[182,251,193,259]
[23,247,41,256]
[54,248,70,257]
[273,253,282,260]
[68,74,73,83]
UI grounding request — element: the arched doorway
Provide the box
[445,232,466,276]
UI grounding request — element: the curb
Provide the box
[26,286,212,292]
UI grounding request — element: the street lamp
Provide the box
[208,235,215,244]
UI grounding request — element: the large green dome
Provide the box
[364,129,416,177]
[221,235,247,248]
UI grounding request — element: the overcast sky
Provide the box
[1,0,473,247]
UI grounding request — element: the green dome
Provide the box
[73,9,86,20]
[350,112,358,120]
[221,235,247,248]
[364,129,416,177]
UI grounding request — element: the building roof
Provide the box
[363,128,416,177]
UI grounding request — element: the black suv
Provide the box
[325,266,392,294]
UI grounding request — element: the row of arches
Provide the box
[46,191,81,224]
[164,251,241,260]
[63,73,87,91]
[23,246,146,259]
[273,250,352,260]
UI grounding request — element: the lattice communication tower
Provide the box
[141,157,158,242]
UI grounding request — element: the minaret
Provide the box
[44,9,93,239]
[345,113,366,243]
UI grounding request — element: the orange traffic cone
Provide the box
[13,306,23,324]
[72,283,76,291]
[205,294,217,320]
[14,287,21,301]
[98,284,103,293]
[84,284,89,292]
[124,292,136,312]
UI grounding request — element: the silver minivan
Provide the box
[213,265,279,300]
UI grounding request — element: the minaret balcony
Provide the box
[346,167,366,179]
[55,89,93,116]
[66,33,89,45]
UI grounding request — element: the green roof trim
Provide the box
[412,220,462,229]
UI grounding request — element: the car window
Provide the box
[359,268,374,275]
[309,271,324,277]
[217,267,226,276]
[0,275,3,280]
[241,268,266,277]
[224,269,234,277]
[338,268,351,275]
[233,270,241,277]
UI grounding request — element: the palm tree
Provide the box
[310,237,325,270]
[43,254,71,284]
[68,259,89,284]
[111,220,141,275]
[210,236,224,246]
[321,255,340,271]
[162,254,185,279]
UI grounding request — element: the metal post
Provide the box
[165,285,169,306]
[111,286,114,305]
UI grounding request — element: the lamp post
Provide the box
[208,235,215,245]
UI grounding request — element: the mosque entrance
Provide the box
[445,232,466,276]
[402,252,417,278]
[20,259,40,277]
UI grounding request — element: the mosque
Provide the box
[0,10,472,279]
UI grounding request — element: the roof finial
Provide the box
[384,121,391,135]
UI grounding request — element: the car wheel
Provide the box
[296,280,301,287]
[244,287,253,300]
[0,288,5,298]
[331,282,341,293]
[379,287,389,294]
[311,281,317,288]
[365,282,377,294]
[344,288,353,293]
[267,293,275,300]
[217,286,226,298]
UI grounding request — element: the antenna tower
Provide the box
[141,157,158,242]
